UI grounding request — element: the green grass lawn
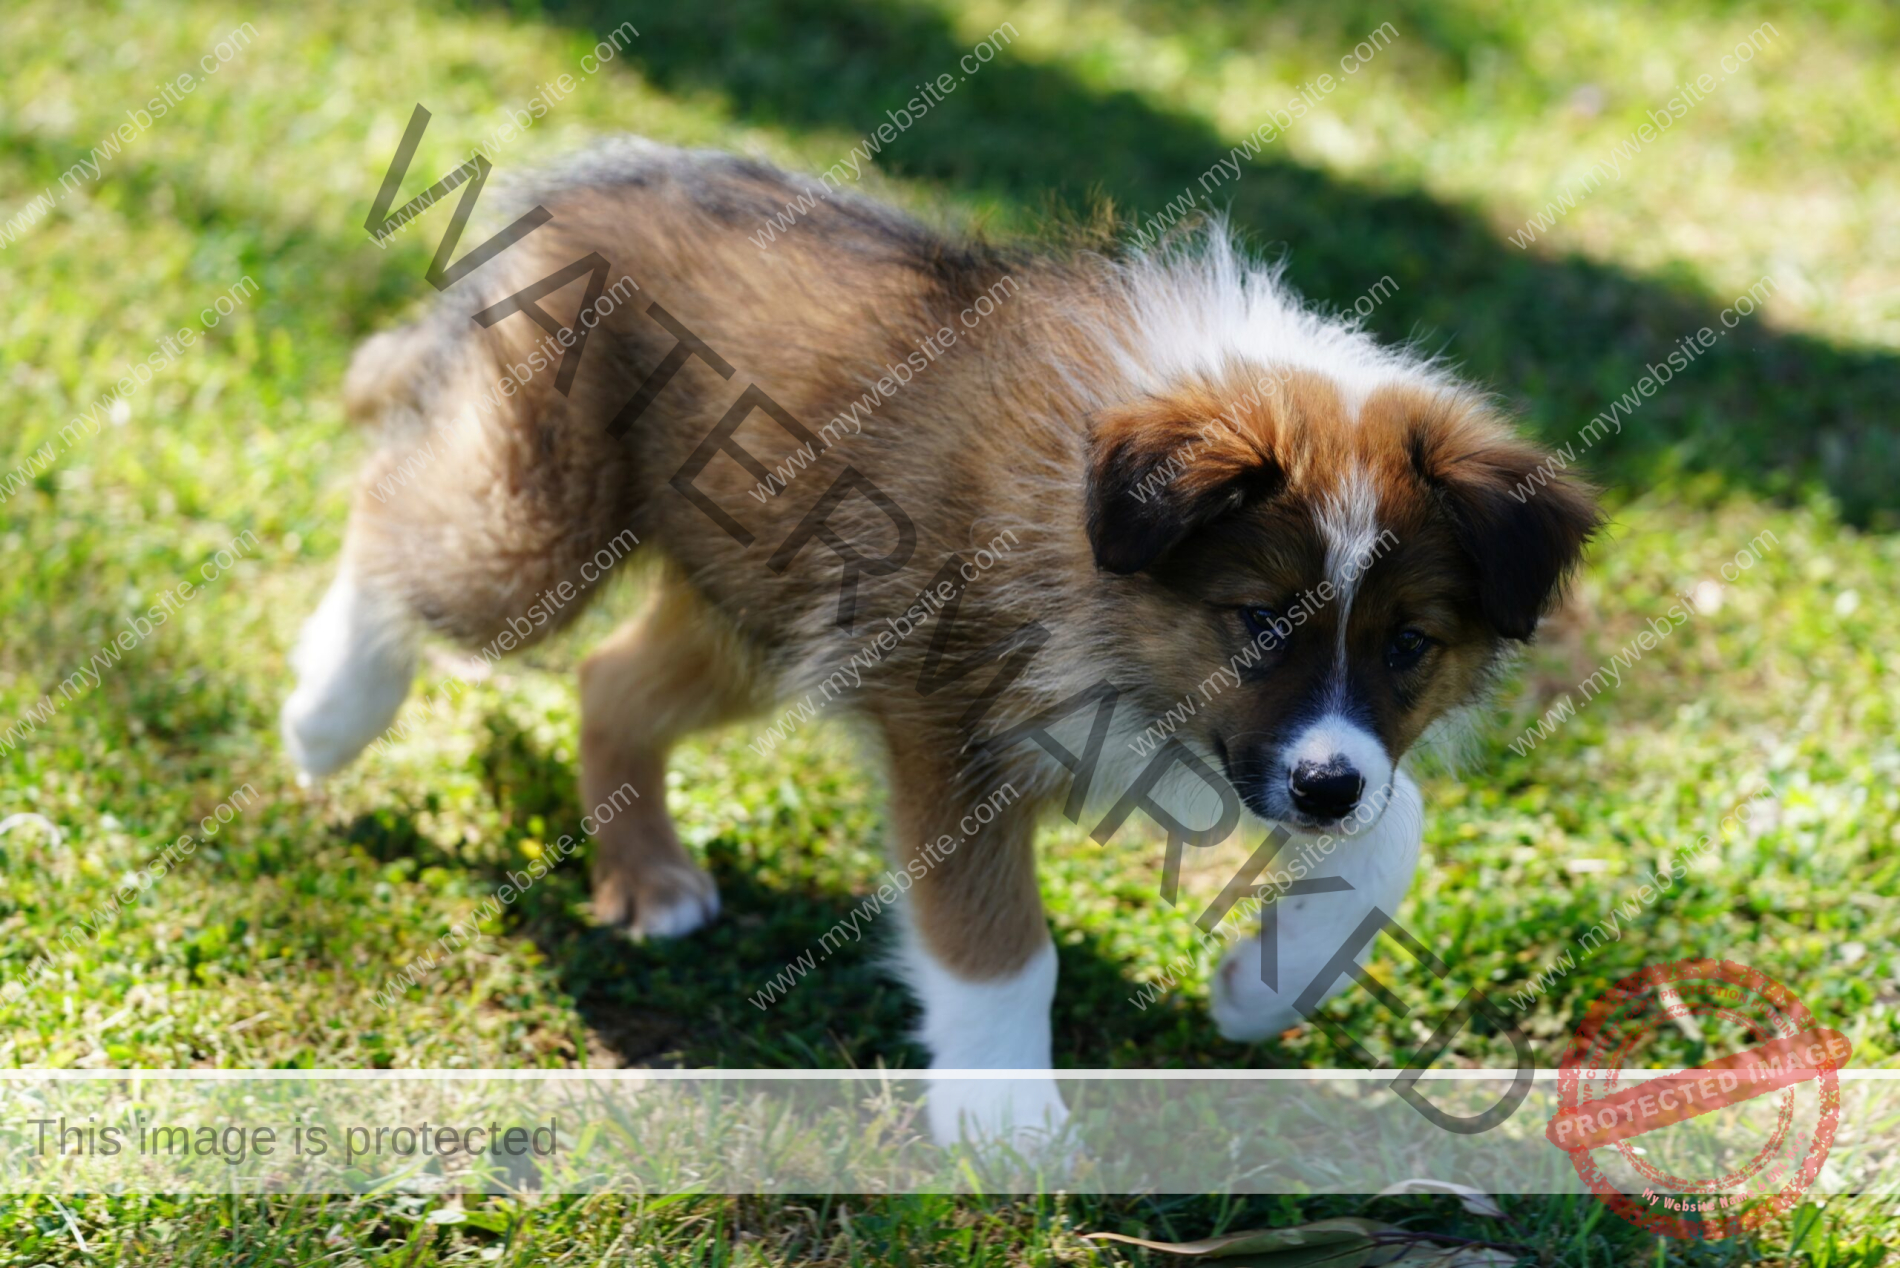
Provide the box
[1,0,1896,1261]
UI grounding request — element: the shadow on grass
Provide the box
[459,714,928,1067]
[482,0,1899,526]
[11,0,1887,521]
[444,714,1275,1068]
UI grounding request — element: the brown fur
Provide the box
[337,142,1598,978]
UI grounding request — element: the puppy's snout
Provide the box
[1288,758,1363,821]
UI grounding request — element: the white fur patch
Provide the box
[1015,661,1236,834]
[1059,230,1451,419]
[634,876,720,940]
[1211,769,1424,1041]
[899,936,1068,1146]
[1319,466,1383,617]
[280,565,419,781]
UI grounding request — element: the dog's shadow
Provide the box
[411,710,1263,1070]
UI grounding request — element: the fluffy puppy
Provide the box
[283,139,1598,1142]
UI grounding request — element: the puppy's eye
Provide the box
[1241,607,1286,648]
[1386,628,1432,670]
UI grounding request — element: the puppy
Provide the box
[283,139,1598,1143]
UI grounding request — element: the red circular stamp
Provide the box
[1545,959,1847,1240]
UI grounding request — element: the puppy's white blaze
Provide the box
[1317,464,1383,673]
[899,936,1068,1145]
[280,565,418,780]
[1212,770,1425,1042]
[1286,713,1391,823]
[1320,466,1382,599]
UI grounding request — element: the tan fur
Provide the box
[578,570,764,933]
[335,141,1597,978]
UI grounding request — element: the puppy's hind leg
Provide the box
[580,576,765,939]
[281,558,419,783]
[285,312,638,783]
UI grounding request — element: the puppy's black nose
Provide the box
[1289,760,1363,821]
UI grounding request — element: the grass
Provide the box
[1,0,1896,1260]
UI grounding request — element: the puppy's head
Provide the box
[1085,369,1600,833]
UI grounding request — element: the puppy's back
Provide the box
[336,140,1029,657]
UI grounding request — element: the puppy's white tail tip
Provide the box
[280,565,418,780]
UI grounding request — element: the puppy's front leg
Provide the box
[1211,770,1426,1041]
[884,755,1066,1147]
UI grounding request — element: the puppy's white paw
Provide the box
[1211,932,1307,1042]
[281,566,417,780]
[596,859,720,941]
[1211,777,1428,1042]
[633,873,719,940]
[927,1074,1070,1151]
[902,939,1067,1153]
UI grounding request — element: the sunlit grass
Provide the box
[0,0,1895,1260]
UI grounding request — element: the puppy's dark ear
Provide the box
[1412,415,1602,640]
[1086,398,1282,575]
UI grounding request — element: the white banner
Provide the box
[2,1069,1892,1196]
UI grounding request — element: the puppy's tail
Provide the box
[281,559,422,781]
[341,324,437,432]
[283,312,641,781]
